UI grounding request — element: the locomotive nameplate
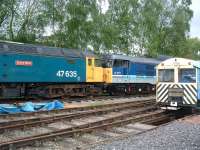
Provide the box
[15,60,32,66]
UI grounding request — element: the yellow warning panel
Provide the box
[86,57,112,83]
[103,68,112,83]
[86,57,103,82]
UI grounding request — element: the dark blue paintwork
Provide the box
[112,62,157,76]
[108,54,160,84]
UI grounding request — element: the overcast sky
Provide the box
[190,0,200,38]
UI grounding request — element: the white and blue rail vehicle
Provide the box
[156,58,200,110]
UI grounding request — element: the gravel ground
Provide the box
[19,141,65,150]
[91,121,200,150]
[1,127,52,142]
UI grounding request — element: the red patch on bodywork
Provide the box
[15,60,32,66]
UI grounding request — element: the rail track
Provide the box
[0,97,191,150]
[0,96,155,118]
[0,96,180,150]
[0,94,154,104]
[0,99,155,131]
[0,109,166,150]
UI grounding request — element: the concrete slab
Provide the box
[114,127,142,134]
[126,123,156,131]
[94,131,120,138]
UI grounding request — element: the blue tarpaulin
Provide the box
[0,100,64,114]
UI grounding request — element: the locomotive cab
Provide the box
[86,57,112,83]
[156,58,199,109]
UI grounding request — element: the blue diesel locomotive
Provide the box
[0,41,160,99]
[104,55,161,95]
[0,41,112,98]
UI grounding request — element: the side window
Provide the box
[113,59,129,68]
[158,69,174,82]
[179,69,196,83]
[95,59,102,67]
[113,60,123,67]
[88,59,92,66]
[122,60,129,67]
[102,60,113,68]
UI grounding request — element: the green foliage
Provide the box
[184,38,200,59]
[0,0,196,58]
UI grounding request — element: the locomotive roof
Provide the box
[107,54,161,64]
[157,57,200,69]
[0,41,95,58]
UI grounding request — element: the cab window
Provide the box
[113,60,128,67]
[88,59,92,66]
[95,59,102,67]
[179,69,196,83]
[158,69,174,82]
[102,60,113,68]
[113,60,122,67]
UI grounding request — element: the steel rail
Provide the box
[0,101,155,132]
[141,115,170,124]
[0,98,155,118]
[0,109,164,149]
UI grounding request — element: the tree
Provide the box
[41,0,101,49]
[184,38,200,59]
[0,0,194,58]
[101,0,193,57]
[138,0,193,57]
[0,0,49,42]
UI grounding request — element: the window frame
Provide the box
[178,68,196,83]
[88,58,92,66]
[158,69,174,82]
[94,59,102,67]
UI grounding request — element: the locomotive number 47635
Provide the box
[56,70,78,78]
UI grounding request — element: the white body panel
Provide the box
[112,75,156,84]
[156,58,198,106]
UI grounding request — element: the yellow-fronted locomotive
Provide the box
[0,41,112,98]
[0,41,160,99]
